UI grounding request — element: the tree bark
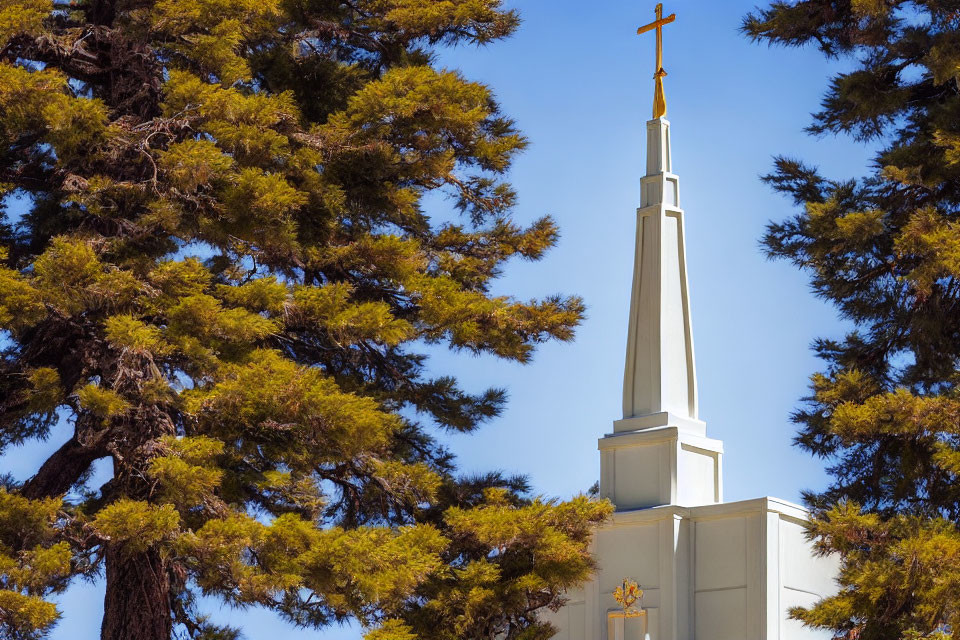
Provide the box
[101,545,172,640]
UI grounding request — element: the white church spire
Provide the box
[620,116,699,425]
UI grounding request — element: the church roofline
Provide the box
[605,497,811,528]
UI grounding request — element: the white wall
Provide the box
[546,499,839,640]
[694,514,753,640]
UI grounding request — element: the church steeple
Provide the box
[620,115,699,428]
[619,3,698,431]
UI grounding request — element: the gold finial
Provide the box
[637,3,676,119]
[613,578,645,618]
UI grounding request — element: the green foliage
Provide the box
[0,65,63,144]
[290,282,414,346]
[41,95,109,163]
[796,504,960,640]
[104,315,171,355]
[744,1,960,637]
[0,250,43,332]
[0,590,59,640]
[0,0,606,638]
[406,489,611,639]
[23,369,61,414]
[0,0,50,47]
[31,237,102,314]
[157,141,235,193]
[148,437,225,509]
[365,619,417,640]
[92,500,180,554]
[0,491,68,640]
[76,384,130,419]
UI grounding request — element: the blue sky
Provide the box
[3,1,878,638]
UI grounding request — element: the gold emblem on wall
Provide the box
[612,578,645,618]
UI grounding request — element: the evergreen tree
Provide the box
[0,1,611,639]
[744,2,960,638]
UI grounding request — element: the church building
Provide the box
[543,6,839,640]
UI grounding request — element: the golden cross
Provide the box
[637,3,676,119]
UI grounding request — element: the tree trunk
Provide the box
[101,545,172,640]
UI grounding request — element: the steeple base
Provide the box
[599,425,723,511]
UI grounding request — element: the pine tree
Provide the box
[743,2,960,638]
[0,2,611,639]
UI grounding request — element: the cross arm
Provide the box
[636,13,675,35]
